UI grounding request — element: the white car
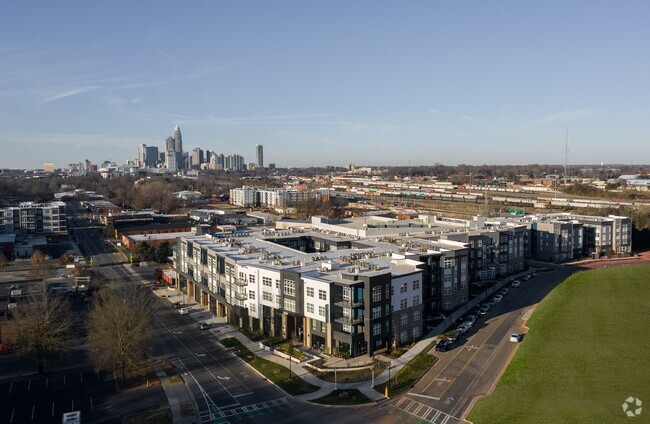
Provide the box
[511,280,521,288]
[179,307,189,315]
[509,333,523,342]
[493,294,504,303]
[465,314,477,326]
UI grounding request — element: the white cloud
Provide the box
[39,85,99,104]
[530,109,599,125]
[427,108,439,116]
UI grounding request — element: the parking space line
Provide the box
[31,404,35,420]
[27,380,31,391]
[8,382,12,394]
[10,408,14,423]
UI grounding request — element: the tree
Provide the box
[31,250,46,267]
[11,284,73,373]
[156,241,173,263]
[87,286,154,382]
[59,252,73,266]
[0,252,7,271]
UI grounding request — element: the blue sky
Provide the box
[1,1,649,169]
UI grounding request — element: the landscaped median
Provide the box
[310,389,374,405]
[373,342,439,397]
[219,337,319,396]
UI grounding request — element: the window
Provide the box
[376,339,383,348]
[262,291,272,302]
[343,324,353,334]
[249,291,255,300]
[413,310,420,321]
[413,326,421,338]
[318,305,326,317]
[275,295,281,305]
[400,282,408,293]
[390,285,394,296]
[413,280,420,290]
[385,304,390,315]
[306,287,314,297]
[413,295,420,305]
[372,286,381,302]
[400,298,408,310]
[400,330,408,343]
[249,275,255,284]
[385,321,390,332]
[373,323,381,336]
[444,258,453,268]
[318,289,327,301]
[342,287,351,301]
[262,277,272,287]
[372,306,381,319]
[443,300,452,310]
[385,284,390,298]
[284,280,295,297]
[284,298,296,312]
[249,304,256,313]
[443,287,453,296]
[307,303,314,314]
[400,314,408,325]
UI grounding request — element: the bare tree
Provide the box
[11,283,74,373]
[31,250,46,267]
[59,252,73,266]
[87,286,154,382]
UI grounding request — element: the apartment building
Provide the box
[0,201,67,235]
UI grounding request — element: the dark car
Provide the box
[199,321,209,330]
[172,302,181,309]
[435,339,449,352]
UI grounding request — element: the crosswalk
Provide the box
[393,397,465,424]
[201,397,292,423]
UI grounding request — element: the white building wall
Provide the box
[391,272,423,313]
[303,277,330,322]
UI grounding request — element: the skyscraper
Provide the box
[256,144,264,168]
[165,126,183,171]
[173,125,183,168]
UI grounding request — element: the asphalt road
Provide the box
[386,266,576,423]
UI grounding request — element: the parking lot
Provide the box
[1,368,117,423]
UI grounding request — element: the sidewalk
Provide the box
[149,270,531,406]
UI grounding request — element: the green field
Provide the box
[468,263,650,424]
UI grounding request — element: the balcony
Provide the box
[232,278,248,287]
[233,291,248,301]
[334,316,364,325]
[335,299,364,308]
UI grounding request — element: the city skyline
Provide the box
[2,2,650,169]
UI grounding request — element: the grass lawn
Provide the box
[310,389,374,405]
[374,342,438,397]
[468,264,650,424]
[220,337,319,396]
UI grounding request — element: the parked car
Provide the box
[479,304,491,314]
[172,302,181,309]
[511,280,521,288]
[493,294,504,303]
[500,288,509,296]
[179,307,189,315]
[435,339,449,352]
[447,330,460,343]
[465,314,477,326]
[509,333,523,342]
[457,323,471,334]
[522,274,531,281]
[198,321,209,330]
[530,272,536,278]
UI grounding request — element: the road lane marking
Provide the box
[407,392,440,400]
[8,382,12,394]
[10,408,14,423]
[31,405,35,420]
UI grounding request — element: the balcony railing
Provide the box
[335,300,364,308]
[232,278,248,287]
[233,291,248,301]
[334,316,364,325]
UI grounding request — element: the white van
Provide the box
[179,307,189,315]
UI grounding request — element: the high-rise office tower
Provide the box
[138,144,147,166]
[256,144,264,168]
[139,144,159,168]
[173,125,183,168]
